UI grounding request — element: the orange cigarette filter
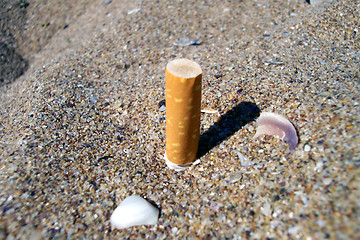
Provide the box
[165,59,202,166]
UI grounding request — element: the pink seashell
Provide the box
[253,112,298,151]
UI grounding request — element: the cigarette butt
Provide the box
[165,59,202,166]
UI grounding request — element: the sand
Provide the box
[0,0,359,239]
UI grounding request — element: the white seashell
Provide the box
[253,112,298,151]
[110,195,159,229]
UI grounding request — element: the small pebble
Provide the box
[173,38,199,46]
[89,96,98,104]
[158,99,166,107]
[172,227,178,234]
[261,202,271,217]
[323,178,332,185]
[288,226,302,235]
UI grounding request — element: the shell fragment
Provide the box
[253,112,298,151]
[110,195,159,229]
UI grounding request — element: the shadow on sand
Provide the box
[0,42,29,86]
[197,101,260,158]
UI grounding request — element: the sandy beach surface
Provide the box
[0,0,359,239]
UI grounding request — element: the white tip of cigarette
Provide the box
[164,152,192,171]
[166,59,202,79]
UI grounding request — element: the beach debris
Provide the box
[164,59,202,167]
[192,159,201,166]
[236,88,243,94]
[306,0,326,5]
[110,195,159,229]
[253,112,298,151]
[235,150,251,167]
[201,108,218,114]
[159,105,166,112]
[226,172,242,183]
[266,59,284,65]
[173,38,199,46]
[102,0,112,5]
[127,8,141,15]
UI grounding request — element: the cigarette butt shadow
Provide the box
[197,101,260,158]
[145,198,162,219]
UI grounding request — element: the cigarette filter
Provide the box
[165,59,202,168]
